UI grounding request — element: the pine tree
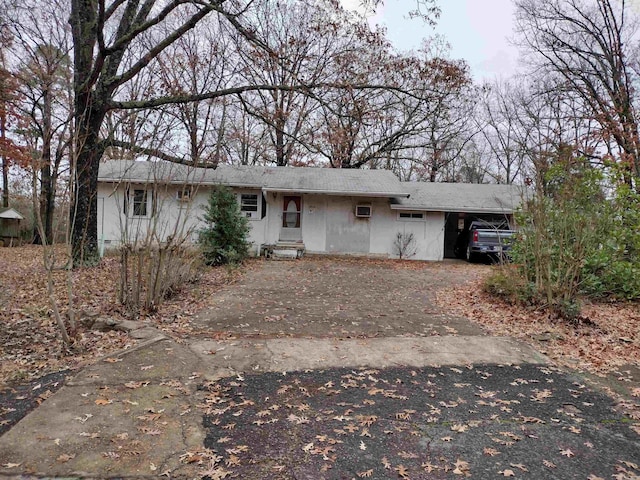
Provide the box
[199,186,250,265]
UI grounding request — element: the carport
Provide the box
[443,211,514,258]
[392,183,525,259]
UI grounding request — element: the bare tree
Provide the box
[477,81,528,184]
[311,40,472,171]
[0,23,30,208]
[232,0,344,166]
[437,138,490,183]
[10,1,74,243]
[417,67,477,182]
[223,105,272,165]
[62,0,445,263]
[515,0,640,189]
[511,78,602,187]
[0,0,449,262]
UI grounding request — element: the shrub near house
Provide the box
[487,163,640,318]
[199,186,250,266]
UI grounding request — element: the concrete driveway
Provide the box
[193,257,486,338]
[0,257,638,479]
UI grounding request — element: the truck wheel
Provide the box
[466,246,475,263]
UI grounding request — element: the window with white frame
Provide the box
[123,186,150,217]
[398,211,425,221]
[239,193,259,219]
[176,186,192,203]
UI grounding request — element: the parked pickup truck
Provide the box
[454,221,515,262]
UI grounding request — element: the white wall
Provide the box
[98,183,267,252]
[369,204,444,261]
[98,183,446,261]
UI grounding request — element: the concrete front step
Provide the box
[263,242,306,259]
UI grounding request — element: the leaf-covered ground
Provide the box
[198,365,640,479]
[192,257,487,339]
[0,246,233,386]
[2,247,639,465]
[0,246,133,385]
[433,270,640,377]
[1,249,640,479]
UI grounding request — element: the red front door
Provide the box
[281,195,302,241]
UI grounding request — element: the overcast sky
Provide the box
[340,0,521,83]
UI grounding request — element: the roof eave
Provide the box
[262,187,410,198]
[391,204,515,214]
[98,177,263,189]
[0,208,25,220]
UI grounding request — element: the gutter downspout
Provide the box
[262,188,269,256]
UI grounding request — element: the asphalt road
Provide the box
[201,363,640,479]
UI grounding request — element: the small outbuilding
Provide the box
[0,207,25,247]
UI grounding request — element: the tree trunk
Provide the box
[275,122,285,166]
[71,100,105,264]
[430,148,440,182]
[35,88,55,244]
[1,110,8,208]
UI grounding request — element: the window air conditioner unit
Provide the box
[355,204,372,218]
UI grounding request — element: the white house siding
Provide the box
[98,184,268,252]
[300,195,327,252]
[233,189,269,251]
[264,195,445,261]
[403,212,444,261]
[369,206,444,261]
[324,196,370,253]
[98,183,206,247]
[98,183,446,261]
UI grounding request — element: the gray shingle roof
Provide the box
[98,160,410,198]
[0,207,24,220]
[392,182,526,213]
[99,161,528,211]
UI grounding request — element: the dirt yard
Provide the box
[193,257,488,339]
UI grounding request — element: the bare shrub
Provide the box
[393,232,417,260]
[118,240,202,316]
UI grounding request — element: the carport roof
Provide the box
[392,182,526,213]
[98,160,411,198]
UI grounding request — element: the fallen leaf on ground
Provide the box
[395,464,410,479]
[56,453,75,463]
[451,423,469,433]
[453,458,470,475]
[484,447,500,456]
[560,448,575,458]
